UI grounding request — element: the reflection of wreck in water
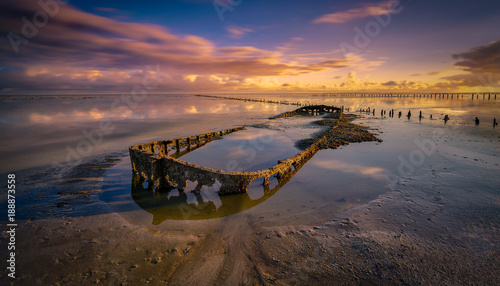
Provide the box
[129,105,342,196]
[130,148,315,223]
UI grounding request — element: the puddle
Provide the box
[178,127,298,172]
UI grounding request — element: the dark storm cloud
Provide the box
[440,39,500,88]
[452,39,500,74]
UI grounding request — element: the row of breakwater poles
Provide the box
[358,107,498,127]
[193,93,499,109]
[311,93,499,100]
[193,94,305,106]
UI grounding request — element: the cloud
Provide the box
[452,39,500,75]
[410,71,442,77]
[380,80,416,88]
[330,71,428,91]
[381,80,397,86]
[402,40,500,90]
[0,0,358,92]
[438,39,500,88]
[336,71,377,89]
[427,71,442,76]
[226,26,254,39]
[312,1,400,24]
[438,73,499,90]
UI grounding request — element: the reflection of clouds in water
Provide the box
[27,104,171,124]
[23,97,283,126]
[224,131,280,159]
[312,159,386,179]
[186,191,198,205]
[247,185,264,200]
[29,113,53,123]
[226,147,247,160]
[181,103,238,114]
[244,104,256,110]
[179,126,295,172]
[29,108,108,123]
[184,106,199,114]
[228,131,276,141]
[23,99,205,125]
[148,109,158,118]
[73,109,105,120]
[263,105,279,111]
[167,189,180,199]
[200,181,223,209]
[208,104,227,114]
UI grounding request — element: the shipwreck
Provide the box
[129,105,378,196]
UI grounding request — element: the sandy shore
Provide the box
[1,121,499,285]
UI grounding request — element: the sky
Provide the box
[0,0,499,94]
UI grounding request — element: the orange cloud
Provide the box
[226,26,254,39]
[312,1,402,24]
[0,0,362,92]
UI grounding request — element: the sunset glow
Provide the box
[1,0,499,94]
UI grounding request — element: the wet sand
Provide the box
[3,146,498,285]
[1,95,499,285]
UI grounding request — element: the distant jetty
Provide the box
[194,94,305,106]
[310,92,498,100]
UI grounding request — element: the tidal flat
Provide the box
[0,94,499,285]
